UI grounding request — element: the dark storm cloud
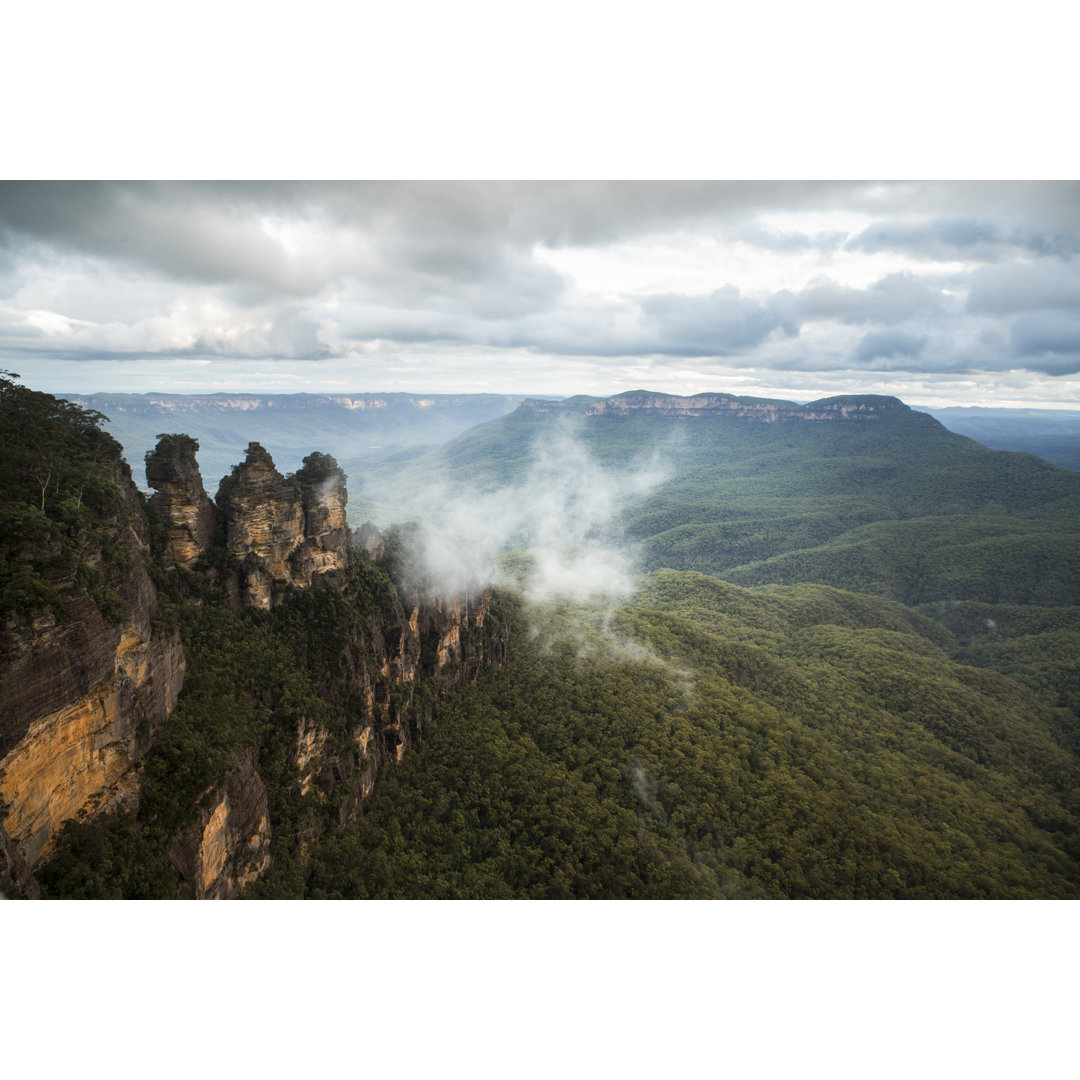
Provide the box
[965,258,1080,315]
[1009,312,1080,373]
[775,271,948,326]
[0,181,319,296]
[638,286,796,356]
[852,330,927,365]
[0,180,871,300]
[3,181,1080,388]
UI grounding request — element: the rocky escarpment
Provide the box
[0,453,185,892]
[168,750,271,899]
[1,824,40,899]
[2,384,510,898]
[145,433,217,569]
[214,443,350,609]
[522,390,927,424]
[286,532,510,832]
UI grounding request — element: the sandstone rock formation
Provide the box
[0,459,185,879]
[168,750,271,899]
[294,452,350,587]
[145,433,217,569]
[357,521,385,561]
[290,584,509,830]
[3,408,508,898]
[214,442,350,608]
[1,825,40,899]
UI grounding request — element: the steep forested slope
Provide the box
[357,391,1080,608]
[304,579,1080,899]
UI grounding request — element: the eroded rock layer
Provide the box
[1,460,185,876]
[145,434,217,569]
[289,585,509,831]
[169,750,271,899]
[214,443,351,608]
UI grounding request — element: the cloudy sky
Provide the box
[2,180,1079,408]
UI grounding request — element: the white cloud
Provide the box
[2,181,1079,407]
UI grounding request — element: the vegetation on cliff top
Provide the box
[0,370,131,622]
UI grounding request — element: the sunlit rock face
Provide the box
[213,443,350,608]
[217,442,306,601]
[168,750,271,899]
[0,460,185,876]
[145,434,217,569]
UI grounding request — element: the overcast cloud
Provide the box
[1,180,1078,408]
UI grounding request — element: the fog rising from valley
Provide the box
[395,419,669,608]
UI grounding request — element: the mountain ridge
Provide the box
[520,388,926,424]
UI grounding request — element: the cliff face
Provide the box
[287,571,510,831]
[2,393,509,898]
[169,750,271,899]
[1,823,40,899]
[214,443,350,609]
[295,454,350,587]
[0,458,185,879]
[145,434,217,569]
[521,390,923,424]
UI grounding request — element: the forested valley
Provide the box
[4,381,1079,899]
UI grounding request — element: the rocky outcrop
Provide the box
[2,395,508,897]
[169,750,271,899]
[213,442,351,609]
[145,433,217,569]
[0,460,185,873]
[217,442,305,607]
[288,586,423,826]
[412,588,508,685]
[294,453,350,587]
[290,584,510,830]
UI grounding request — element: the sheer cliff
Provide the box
[1,382,510,899]
[0,378,185,896]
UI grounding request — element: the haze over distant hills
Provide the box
[63,391,527,493]
[63,391,1079,497]
[923,406,1080,471]
[358,388,1080,606]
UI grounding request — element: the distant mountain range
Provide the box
[924,406,1080,470]
[356,388,1080,607]
[62,392,1080,491]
